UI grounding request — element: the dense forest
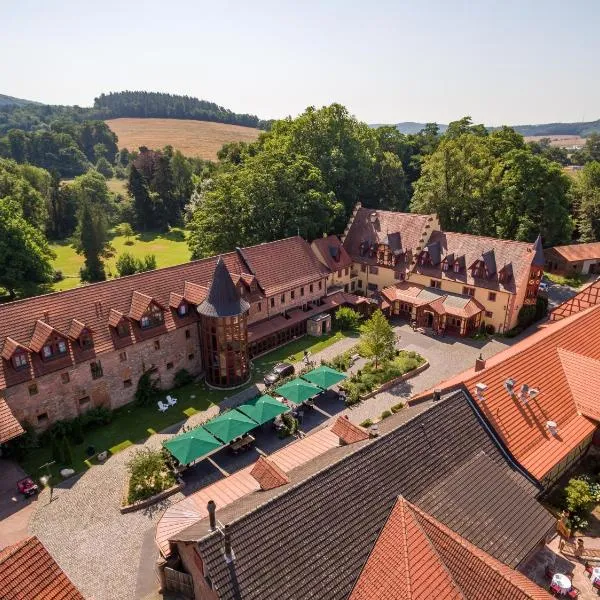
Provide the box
[0,91,270,136]
[94,92,271,129]
[2,99,600,302]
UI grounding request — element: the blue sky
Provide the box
[1,0,598,125]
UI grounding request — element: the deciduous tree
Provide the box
[359,310,396,368]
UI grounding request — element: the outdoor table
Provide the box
[229,434,255,452]
[551,573,571,595]
[591,566,600,584]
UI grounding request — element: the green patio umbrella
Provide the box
[202,410,258,444]
[237,395,290,426]
[163,427,222,465]
[301,365,347,389]
[274,378,323,405]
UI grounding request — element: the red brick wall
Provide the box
[4,324,203,428]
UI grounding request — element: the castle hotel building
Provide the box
[0,206,544,437]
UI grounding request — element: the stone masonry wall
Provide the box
[4,323,203,428]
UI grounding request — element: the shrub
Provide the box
[140,254,157,272]
[173,368,193,388]
[116,252,139,277]
[381,410,392,419]
[2,422,39,460]
[334,307,362,331]
[504,326,523,338]
[344,384,362,406]
[135,370,160,406]
[486,324,495,335]
[277,414,299,438]
[126,448,176,504]
[61,436,74,466]
[360,418,373,428]
[71,417,85,444]
[535,295,549,320]
[517,304,537,329]
[391,402,404,413]
[52,269,64,282]
[565,478,593,514]
[80,406,113,428]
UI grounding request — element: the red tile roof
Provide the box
[0,536,84,600]
[413,231,536,294]
[107,308,126,328]
[240,236,329,296]
[66,319,89,340]
[343,208,435,267]
[250,456,290,490]
[312,235,354,271]
[1,337,28,361]
[0,397,24,443]
[129,291,162,320]
[551,278,600,321]
[0,237,327,390]
[349,497,551,600]
[418,306,600,480]
[28,320,57,353]
[331,416,369,444]
[549,241,600,262]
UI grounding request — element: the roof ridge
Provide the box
[409,500,546,599]
[0,536,34,562]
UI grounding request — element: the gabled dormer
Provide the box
[169,292,190,318]
[67,319,94,350]
[470,250,497,279]
[183,281,208,306]
[129,291,165,330]
[1,337,30,371]
[108,308,130,338]
[498,263,513,284]
[29,320,68,361]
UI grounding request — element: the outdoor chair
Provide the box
[167,396,177,406]
[585,562,594,576]
[567,587,579,598]
[158,401,169,412]
[550,583,561,596]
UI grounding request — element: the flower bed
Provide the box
[341,351,426,405]
[122,448,177,509]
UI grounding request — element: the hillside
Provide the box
[0,93,39,108]
[106,117,262,160]
[383,119,600,137]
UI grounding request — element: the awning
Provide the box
[163,428,222,465]
[236,395,290,426]
[302,365,347,389]
[202,410,258,444]
[274,379,323,405]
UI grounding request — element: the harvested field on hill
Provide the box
[524,134,587,148]
[106,117,262,160]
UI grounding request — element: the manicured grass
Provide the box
[545,272,589,289]
[50,227,191,291]
[18,334,341,480]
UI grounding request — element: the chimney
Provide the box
[223,524,234,563]
[475,354,486,372]
[43,311,50,323]
[432,389,441,402]
[207,500,216,530]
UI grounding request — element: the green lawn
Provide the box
[545,272,589,289]
[50,227,191,291]
[18,333,346,480]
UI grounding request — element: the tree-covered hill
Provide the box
[0,94,39,108]
[94,91,271,129]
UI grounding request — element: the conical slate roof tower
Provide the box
[198,257,250,318]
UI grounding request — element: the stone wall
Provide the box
[4,323,203,428]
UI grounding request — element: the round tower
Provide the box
[198,257,250,388]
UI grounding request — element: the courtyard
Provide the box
[3,323,515,599]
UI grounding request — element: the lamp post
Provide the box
[39,460,55,503]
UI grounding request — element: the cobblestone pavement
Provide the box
[26,326,515,600]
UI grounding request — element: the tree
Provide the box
[61,436,74,466]
[95,157,114,179]
[115,252,139,277]
[47,171,78,239]
[0,200,55,298]
[334,306,362,331]
[115,222,135,244]
[565,478,593,514]
[573,162,600,242]
[359,310,396,368]
[77,200,108,282]
[128,164,155,231]
[140,254,157,272]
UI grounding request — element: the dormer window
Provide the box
[178,302,188,317]
[41,338,67,360]
[80,330,93,350]
[442,261,449,272]
[117,322,129,338]
[140,306,164,329]
[12,352,28,370]
[453,262,461,273]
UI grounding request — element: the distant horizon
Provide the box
[2,0,599,126]
[3,90,597,129]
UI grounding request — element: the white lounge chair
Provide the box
[167,397,177,406]
[158,401,169,412]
